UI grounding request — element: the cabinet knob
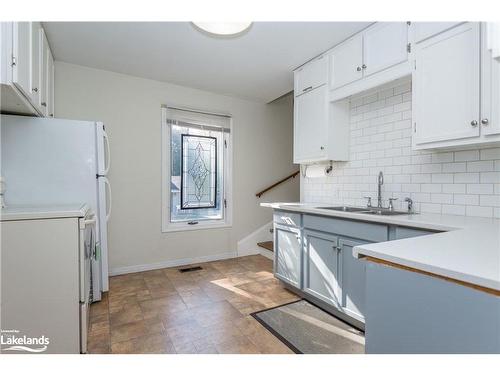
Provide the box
[481,118,489,125]
[32,87,38,93]
[356,66,362,72]
[41,102,47,107]
[470,120,478,127]
[362,64,367,69]
[320,146,324,150]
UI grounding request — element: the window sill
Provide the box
[162,222,232,233]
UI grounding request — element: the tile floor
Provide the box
[88,255,300,354]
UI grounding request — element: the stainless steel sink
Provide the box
[317,206,412,215]
[317,206,371,212]
[363,209,410,216]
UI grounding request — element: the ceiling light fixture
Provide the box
[192,22,252,37]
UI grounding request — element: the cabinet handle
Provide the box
[320,146,324,150]
[362,64,367,69]
[302,86,313,92]
[470,120,478,127]
[356,66,362,72]
[32,87,38,93]
[481,118,489,125]
[41,102,47,107]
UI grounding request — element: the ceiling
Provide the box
[43,22,370,103]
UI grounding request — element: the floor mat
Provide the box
[251,300,365,354]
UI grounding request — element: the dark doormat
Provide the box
[251,300,365,354]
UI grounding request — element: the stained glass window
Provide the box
[180,135,217,209]
[165,112,228,226]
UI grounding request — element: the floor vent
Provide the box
[178,266,203,273]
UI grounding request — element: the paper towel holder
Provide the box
[325,161,333,175]
[301,162,334,177]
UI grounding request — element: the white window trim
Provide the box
[161,107,233,233]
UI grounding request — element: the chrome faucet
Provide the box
[377,171,384,208]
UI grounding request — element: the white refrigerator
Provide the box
[0,114,111,300]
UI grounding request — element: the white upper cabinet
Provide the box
[1,22,54,117]
[11,22,31,99]
[295,55,327,95]
[363,22,408,77]
[30,22,42,112]
[329,34,363,90]
[481,23,500,137]
[413,23,480,146]
[328,23,410,100]
[294,85,328,162]
[411,22,462,44]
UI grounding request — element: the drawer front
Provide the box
[303,214,388,242]
[273,210,301,227]
[392,226,437,240]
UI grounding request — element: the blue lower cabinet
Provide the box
[365,261,500,353]
[274,223,302,288]
[338,238,368,322]
[303,229,341,307]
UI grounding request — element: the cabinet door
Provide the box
[481,23,500,136]
[303,230,341,306]
[414,23,480,146]
[12,22,31,98]
[293,85,328,163]
[339,238,367,322]
[274,224,302,288]
[47,49,54,117]
[30,22,42,111]
[295,55,327,95]
[39,28,49,117]
[363,22,408,77]
[329,34,363,90]
[411,22,462,44]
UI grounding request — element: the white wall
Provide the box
[54,62,298,273]
[303,78,500,218]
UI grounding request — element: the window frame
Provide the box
[161,107,233,233]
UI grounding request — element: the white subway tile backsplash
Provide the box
[480,148,500,160]
[454,150,480,162]
[454,173,480,183]
[480,172,500,183]
[467,160,495,172]
[303,80,500,218]
[442,184,466,194]
[467,184,494,195]
[454,194,479,205]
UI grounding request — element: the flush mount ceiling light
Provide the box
[192,22,252,37]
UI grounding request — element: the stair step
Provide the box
[257,241,274,252]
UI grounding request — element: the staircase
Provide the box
[257,241,273,252]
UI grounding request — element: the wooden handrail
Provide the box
[256,170,300,198]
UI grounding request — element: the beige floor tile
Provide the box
[110,318,164,344]
[192,337,218,354]
[109,303,144,327]
[95,255,299,354]
[139,294,187,315]
[111,333,176,354]
[189,300,244,327]
[246,330,294,354]
[215,335,261,354]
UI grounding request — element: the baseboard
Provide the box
[109,251,237,276]
[237,221,273,257]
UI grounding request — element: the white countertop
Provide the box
[1,203,90,221]
[261,202,500,292]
